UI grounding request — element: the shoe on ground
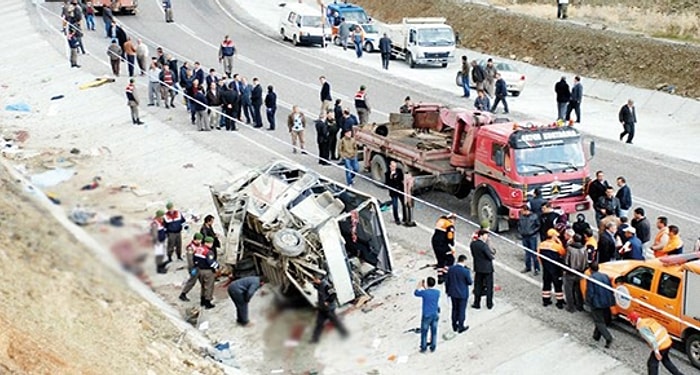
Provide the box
[533,270,539,276]
[458,326,469,333]
[471,304,480,309]
[605,339,613,348]
[203,301,215,309]
[487,304,494,310]
[178,294,189,302]
[521,268,531,273]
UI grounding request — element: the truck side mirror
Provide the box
[495,149,504,167]
[589,141,596,157]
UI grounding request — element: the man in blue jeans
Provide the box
[414,276,440,353]
[339,130,359,185]
[460,56,470,98]
[517,204,541,276]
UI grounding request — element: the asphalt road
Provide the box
[37,0,700,372]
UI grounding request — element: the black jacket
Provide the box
[631,217,651,243]
[471,64,485,83]
[615,185,632,210]
[315,278,337,311]
[470,239,494,273]
[555,79,571,103]
[618,104,636,124]
[385,169,404,198]
[220,89,239,110]
[379,36,392,54]
[595,196,621,218]
[315,119,330,144]
[587,179,610,204]
[334,104,344,130]
[320,82,332,102]
[265,91,277,108]
[251,84,263,106]
[517,212,540,237]
[540,211,561,241]
[495,78,508,97]
[597,231,617,263]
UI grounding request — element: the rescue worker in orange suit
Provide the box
[628,312,685,375]
[432,213,456,284]
[538,228,567,308]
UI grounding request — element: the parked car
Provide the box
[333,23,380,52]
[455,60,526,96]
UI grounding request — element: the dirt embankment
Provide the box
[356,0,700,98]
[0,169,221,374]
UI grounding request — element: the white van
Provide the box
[279,3,327,47]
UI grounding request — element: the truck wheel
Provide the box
[370,154,388,186]
[454,179,473,199]
[511,91,521,97]
[333,36,341,46]
[687,333,700,368]
[477,194,497,229]
[364,41,373,53]
[272,228,306,257]
[293,35,299,46]
[441,63,448,68]
[281,28,288,41]
[407,53,415,69]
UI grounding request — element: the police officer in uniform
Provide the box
[193,236,219,309]
[354,85,371,125]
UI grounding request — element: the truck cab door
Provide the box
[654,272,682,335]
[619,266,657,315]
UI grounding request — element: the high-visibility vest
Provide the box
[638,318,672,351]
[538,238,566,257]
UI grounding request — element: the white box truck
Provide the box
[383,17,456,68]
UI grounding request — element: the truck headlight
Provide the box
[575,203,587,211]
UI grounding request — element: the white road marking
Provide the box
[177,24,197,37]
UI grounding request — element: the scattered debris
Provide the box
[442,332,457,341]
[182,163,195,169]
[70,148,80,154]
[5,102,31,112]
[81,176,102,190]
[14,130,29,143]
[198,321,209,331]
[211,341,237,366]
[109,215,124,227]
[30,167,75,188]
[184,307,200,326]
[50,95,65,100]
[68,205,97,226]
[403,327,420,334]
[78,77,115,90]
[46,192,61,205]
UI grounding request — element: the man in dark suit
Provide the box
[587,170,610,208]
[470,230,495,309]
[379,33,392,70]
[618,99,637,144]
[251,77,263,128]
[445,254,473,333]
[597,221,618,263]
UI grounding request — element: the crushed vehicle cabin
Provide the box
[210,160,393,308]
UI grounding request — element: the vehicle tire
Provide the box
[281,28,288,41]
[477,193,498,229]
[272,228,306,257]
[407,53,415,69]
[293,35,299,46]
[454,179,473,199]
[441,63,448,68]
[511,91,521,97]
[364,41,373,53]
[687,333,700,369]
[455,72,463,87]
[370,154,388,186]
[333,36,341,46]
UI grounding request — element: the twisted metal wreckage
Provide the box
[210,160,394,307]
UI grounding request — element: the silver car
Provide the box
[455,60,526,96]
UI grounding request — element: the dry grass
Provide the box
[490,0,700,41]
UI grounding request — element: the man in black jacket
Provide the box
[566,76,583,122]
[220,83,239,131]
[315,113,331,165]
[310,276,348,343]
[470,230,495,309]
[470,60,486,91]
[631,207,651,244]
[518,205,540,275]
[595,187,621,223]
[379,33,392,70]
[385,161,405,224]
[587,170,610,208]
[251,78,263,128]
[618,99,637,144]
[319,76,332,118]
[555,76,571,121]
[329,102,341,160]
[615,176,632,218]
[490,73,509,114]
[264,85,277,131]
[586,262,614,348]
[597,221,618,263]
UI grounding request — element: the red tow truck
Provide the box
[355,104,594,231]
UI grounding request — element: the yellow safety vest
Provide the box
[638,318,672,351]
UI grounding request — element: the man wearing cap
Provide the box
[354,85,371,125]
[628,312,684,375]
[538,228,566,308]
[620,226,644,260]
[179,233,204,302]
[518,204,541,276]
[227,276,263,326]
[432,214,457,285]
[163,202,186,262]
[150,210,169,274]
[194,236,219,309]
[586,262,614,348]
[125,78,143,125]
